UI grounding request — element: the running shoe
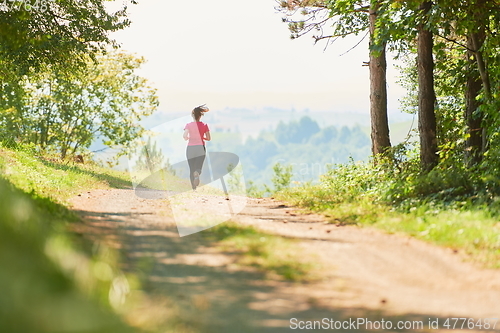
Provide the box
[193,171,200,187]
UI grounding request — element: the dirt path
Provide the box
[70,189,500,332]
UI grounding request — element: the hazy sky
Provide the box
[109,0,407,115]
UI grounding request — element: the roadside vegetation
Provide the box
[1,1,315,331]
[0,143,138,332]
[230,116,370,187]
[0,144,211,333]
[0,143,319,332]
[2,0,500,331]
[0,144,131,202]
[274,154,500,269]
[270,0,500,271]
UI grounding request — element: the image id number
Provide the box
[443,318,498,330]
[1,0,50,12]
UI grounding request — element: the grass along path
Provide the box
[0,147,137,333]
[4,146,499,332]
[277,188,500,269]
[70,189,500,332]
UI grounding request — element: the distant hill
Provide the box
[91,107,416,187]
[141,106,413,142]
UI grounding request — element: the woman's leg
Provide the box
[186,145,206,189]
[186,146,197,189]
[193,145,206,175]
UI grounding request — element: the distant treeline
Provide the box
[227,116,370,185]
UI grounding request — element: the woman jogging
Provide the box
[183,105,211,190]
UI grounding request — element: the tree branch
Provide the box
[435,33,471,52]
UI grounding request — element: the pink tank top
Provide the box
[184,121,209,146]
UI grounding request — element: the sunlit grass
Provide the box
[203,221,319,282]
[277,184,500,269]
[0,145,200,333]
[0,175,137,333]
[0,147,132,203]
[377,208,500,268]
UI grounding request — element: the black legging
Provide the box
[186,145,206,188]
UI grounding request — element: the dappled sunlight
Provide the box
[69,188,500,332]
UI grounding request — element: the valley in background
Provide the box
[97,107,416,190]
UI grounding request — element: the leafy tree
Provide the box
[0,0,133,80]
[275,1,500,201]
[4,51,158,158]
[309,125,338,144]
[135,137,170,174]
[382,0,500,169]
[368,0,391,157]
[275,116,320,144]
[275,121,295,145]
[270,162,293,192]
[298,116,320,141]
[416,1,438,170]
[0,79,25,144]
[278,0,392,157]
[239,136,278,170]
[339,126,351,144]
[452,0,500,161]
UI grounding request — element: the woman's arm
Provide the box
[204,131,211,141]
[183,129,189,141]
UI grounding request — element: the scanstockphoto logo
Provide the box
[127,116,247,237]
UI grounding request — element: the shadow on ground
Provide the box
[39,159,132,189]
[70,205,493,333]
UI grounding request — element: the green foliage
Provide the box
[276,0,500,268]
[275,116,320,145]
[246,180,266,198]
[269,162,293,193]
[0,51,158,159]
[279,0,500,178]
[278,0,368,41]
[0,144,132,202]
[277,152,500,267]
[0,0,131,79]
[0,145,206,332]
[134,137,172,174]
[0,178,138,333]
[0,148,138,332]
[235,117,371,191]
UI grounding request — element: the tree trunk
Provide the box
[417,1,438,171]
[469,0,490,153]
[465,34,483,166]
[470,33,491,101]
[369,1,391,157]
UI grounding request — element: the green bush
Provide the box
[0,177,135,333]
[275,144,500,268]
